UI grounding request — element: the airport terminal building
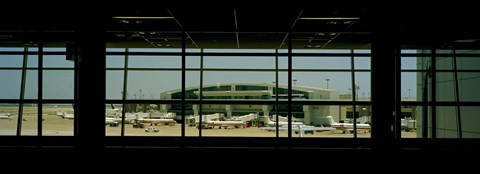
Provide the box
[159,83,342,125]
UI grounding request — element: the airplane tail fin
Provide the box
[325,116,336,125]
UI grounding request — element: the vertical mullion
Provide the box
[452,49,462,138]
[422,57,429,139]
[199,48,203,137]
[275,49,279,137]
[121,48,129,137]
[431,48,436,138]
[17,47,29,136]
[287,32,292,139]
[73,43,79,136]
[350,49,357,138]
[181,31,186,139]
[38,40,43,137]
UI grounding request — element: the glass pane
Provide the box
[106,48,125,52]
[289,105,373,138]
[0,55,22,67]
[401,72,418,101]
[204,49,275,53]
[455,50,480,54]
[0,103,18,135]
[0,47,24,51]
[402,72,426,102]
[354,57,370,70]
[128,48,180,52]
[401,49,416,54]
[127,71,181,100]
[202,71,275,100]
[27,55,38,68]
[44,55,73,68]
[43,70,74,99]
[279,56,287,69]
[292,72,351,100]
[44,48,66,52]
[187,49,201,53]
[436,57,454,70]
[413,106,431,138]
[435,106,458,138]
[186,56,200,68]
[436,72,455,101]
[401,57,430,70]
[460,106,480,138]
[106,56,124,68]
[459,72,480,101]
[400,105,418,138]
[204,56,275,69]
[25,70,38,99]
[20,104,37,136]
[294,105,340,138]
[0,70,21,99]
[186,72,200,100]
[106,104,122,136]
[355,72,371,101]
[354,50,370,53]
[124,103,180,136]
[129,56,180,68]
[42,104,74,136]
[293,57,350,69]
[293,49,350,53]
[457,57,480,70]
[436,49,453,54]
[106,71,124,100]
[200,104,272,137]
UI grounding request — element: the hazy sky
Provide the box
[0,48,418,100]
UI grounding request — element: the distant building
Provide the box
[159,83,344,125]
[417,50,480,138]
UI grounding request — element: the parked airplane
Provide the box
[0,113,13,120]
[57,111,74,119]
[201,120,247,129]
[137,118,176,126]
[321,116,371,133]
[260,124,335,137]
[258,116,304,127]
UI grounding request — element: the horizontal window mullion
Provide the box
[399,101,480,106]
[106,52,371,57]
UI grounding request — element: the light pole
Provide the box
[326,78,330,89]
[293,79,297,85]
[355,84,360,101]
[408,88,411,99]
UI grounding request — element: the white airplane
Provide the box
[201,120,247,129]
[0,113,13,120]
[258,116,304,127]
[137,118,176,126]
[260,124,335,137]
[322,116,371,133]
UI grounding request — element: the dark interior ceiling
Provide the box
[1,7,480,49]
